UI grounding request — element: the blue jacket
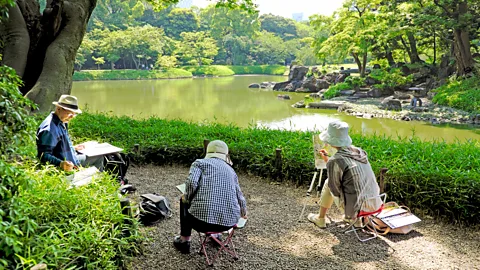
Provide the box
[36,113,80,166]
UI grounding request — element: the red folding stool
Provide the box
[197,225,239,266]
[344,193,387,242]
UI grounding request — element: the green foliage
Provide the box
[259,14,298,40]
[323,82,351,99]
[72,69,192,81]
[0,66,37,160]
[155,55,179,69]
[432,76,480,113]
[228,65,287,75]
[176,31,218,66]
[369,68,413,89]
[0,162,141,268]
[183,65,235,76]
[344,76,365,88]
[71,113,480,225]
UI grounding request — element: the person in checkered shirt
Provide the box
[173,140,247,254]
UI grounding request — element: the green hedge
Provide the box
[70,113,480,225]
[72,68,192,81]
[73,65,288,81]
[183,65,235,76]
[227,65,288,75]
[432,76,480,114]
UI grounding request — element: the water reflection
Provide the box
[72,76,480,142]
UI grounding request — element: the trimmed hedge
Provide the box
[73,65,288,81]
[70,113,480,225]
[72,68,192,81]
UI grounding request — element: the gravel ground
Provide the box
[128,164,480,270]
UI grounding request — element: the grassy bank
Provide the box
[432,76,480,114]
[71,113,480,225]
[73,65,288,81]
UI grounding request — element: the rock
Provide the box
[408,87,427,97]
[300,77,318,92]
[394,91,411,100]
[401,116,411,121]
[292,101,305,108]
[367,88,383,98]
[249,83,260,88]
[309,93,321,98]
[288,66,309,81]
[340,90,355,96]
[365,77,380,85]
[277,94,291,100]
[381,96,402,111]
[412,107,429,112]
[353,92,368,98]
[307,101,346,109]
[273,81,290,91]
[363,114,373,119]
[335,73,349,84]
[427,91,437,100]
[315,79,330,90]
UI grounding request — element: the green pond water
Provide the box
[71,75,480,142]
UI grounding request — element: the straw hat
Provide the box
[52,95,82,114]
[320,120,352,147]
[205,140,232,165]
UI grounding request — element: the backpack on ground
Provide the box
[104,153,130,184]
[138,193,173,226]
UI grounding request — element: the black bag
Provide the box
[104,153,130,184]
[139,193,172,225]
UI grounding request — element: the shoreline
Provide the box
[321,97,480,126]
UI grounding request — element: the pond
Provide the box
[72,75,480,142]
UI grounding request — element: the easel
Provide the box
[298,134,329,221]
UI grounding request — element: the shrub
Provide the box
[72,69,192,81]
[323,82,351,99]
[432,76,480,113]
[183,65,235,76]
[344,76,365,89]
[70,113,480,225]
[369,68,413,89]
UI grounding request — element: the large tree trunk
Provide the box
[452,2,474,75]
[384,45,396,67]
[0,0,96,112]
[351,52,364,77]
[406,32,421,63]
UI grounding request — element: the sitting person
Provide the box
[308,120,382,228]
[36,95,104,171]
[173,140,247,254]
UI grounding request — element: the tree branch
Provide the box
[433,0,452,16]
[0,3,30,77]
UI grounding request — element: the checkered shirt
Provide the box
[185,158,247,227]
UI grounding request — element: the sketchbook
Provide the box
[313,134,337,169]
[77,141,123,157]
[376,208,421,229]
[66,166,100,187]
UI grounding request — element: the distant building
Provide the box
[176,0,193,8]
[292,12,304,22]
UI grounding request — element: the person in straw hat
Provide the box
[173,140,247,254]
[307,120,382,228]
[36,95,103,171]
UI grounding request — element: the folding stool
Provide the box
[197,225,238,266]
[345,193,387,242]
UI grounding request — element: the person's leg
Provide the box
[308,178,335,228]
[76,154,104,171]
[174,198,193,254]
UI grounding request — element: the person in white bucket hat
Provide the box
[36,95,103,171]
[307,121,381,229]
[173,140,247,254]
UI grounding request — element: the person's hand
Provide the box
[74,144,85,151]
[181,194,188,204]
[319,149,329,162]
[60,160,74,171]
[241,215,247,219]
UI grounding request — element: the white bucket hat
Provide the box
[320,120,352,147]
[205,140,232,165]
[52,95,82,114]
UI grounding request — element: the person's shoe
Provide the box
[307,213,326,228]
[173,236,190,254]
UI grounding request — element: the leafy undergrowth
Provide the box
[72,68,192,81]
[432,76,480,114]
[71,113,480,225]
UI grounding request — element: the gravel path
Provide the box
[129,164,480,270]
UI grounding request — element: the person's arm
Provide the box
[327,160,343,197]
[37,130,62,166]
[234,174,248,218]
[184,160,201,203]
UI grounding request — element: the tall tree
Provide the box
[0,0,256,111]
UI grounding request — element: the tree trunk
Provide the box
[361,51,367,78]
[1,0,97,112]
[351,52,363,77]
[399,36,413,63]
[433,29,436,65]
[384,45,396,67]
[406,32,421,63]
[452,2,474,75]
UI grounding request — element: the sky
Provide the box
[191,0,344,19]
